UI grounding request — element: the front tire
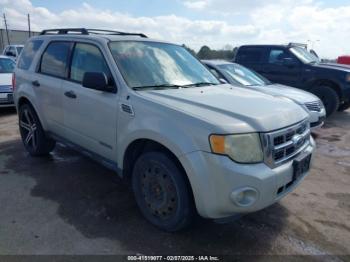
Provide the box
[132,151,194,231]
[312,86,340,116]
[19,103,56,156]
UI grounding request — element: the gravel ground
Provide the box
[0,107,349,260]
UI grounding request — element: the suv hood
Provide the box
[313,63,350,73]
[248,83,320,104]
[138,84,308,133]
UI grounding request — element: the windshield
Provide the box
[290,46,319,64]
[109,41,219,89]
[16,46,23,55]
[218,63,270,86]
[0,58,15,73]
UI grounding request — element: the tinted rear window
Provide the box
[40,42,71,78]
[18,40,43,70]
[236,48,264,63]
[0,58,15,73]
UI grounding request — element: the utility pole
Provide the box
[3,13,10,45]
[27,14,31,37]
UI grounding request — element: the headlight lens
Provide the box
[209,133,263,163]
[346,73,350,82]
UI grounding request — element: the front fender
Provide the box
[117,126,200,169]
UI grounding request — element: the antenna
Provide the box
[3,13,10,45]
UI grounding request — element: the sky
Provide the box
[1,0,350,58]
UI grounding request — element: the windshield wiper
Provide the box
[183,82,218,87]
[132,84,182,90]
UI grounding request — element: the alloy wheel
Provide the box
[20,108,38,150]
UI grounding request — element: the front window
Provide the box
[70,43,113,87]
[109,41,219,89]
[290,46,319,64]
[218,63,270,86]
[0,58,15,73]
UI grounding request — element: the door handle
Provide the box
[64,90,77,99]
[32,80,40,87]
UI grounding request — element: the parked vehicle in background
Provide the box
[14,28,315,231]
[2,44,24,60]
[202,60,326,129]
[234,43,350,115]
[0,55,15,107]
[337,56,350,66]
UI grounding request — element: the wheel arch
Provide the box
[121,138,196,209]
[17,96,48,130]
[310,79,342,100]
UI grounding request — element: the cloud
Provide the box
[1,0,350,58]
[183,0,208,10]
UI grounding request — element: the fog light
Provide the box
[230,187,258,207]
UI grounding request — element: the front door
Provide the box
[62,42,118,161]
[262,48,301,87]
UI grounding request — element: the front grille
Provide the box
[305,101,322,112]
[261,120,311,168]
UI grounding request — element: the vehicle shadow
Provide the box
[0,107,16,117]
[2,140,289,255]
[323,109,350,129]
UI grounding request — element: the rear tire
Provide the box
[312,86,339,116]
[132,151,194,231]
[19,103,56,156]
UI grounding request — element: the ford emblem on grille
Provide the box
[292,134,304,148]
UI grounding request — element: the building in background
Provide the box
[0,29,39,52]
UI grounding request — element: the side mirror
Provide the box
[6,51,16,57]
[283,57,297,67]
[82,72,109,91]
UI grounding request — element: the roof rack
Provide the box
[287,42,307,49]
[39,28,148,38]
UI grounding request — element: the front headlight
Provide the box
[346,73,350,82]
[209,133,263,163]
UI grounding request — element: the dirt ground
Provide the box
[0,107,349,260]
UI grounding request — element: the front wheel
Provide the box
[132,151,194,231]
[312,86,340,116]
[19,103,56,156]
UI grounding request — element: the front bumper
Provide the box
[180,137,315,219]
[308,108,326,130]
[0,92,14,107]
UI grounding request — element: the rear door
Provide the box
[235,47,265,73]
[61,42,118,161]
[261,47,302,87]
[34,41,72,134]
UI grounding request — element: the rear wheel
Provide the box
[132,151,194,231]
[312,86,339,116]
[19,103,55,156]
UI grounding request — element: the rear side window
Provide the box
[236,48,264,63]
[18,40,43,70]
[70,43,112,85]
[40,42,71,78]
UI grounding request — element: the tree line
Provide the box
[182,44,237,61]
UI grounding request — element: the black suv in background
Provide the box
[234,43,350,116]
